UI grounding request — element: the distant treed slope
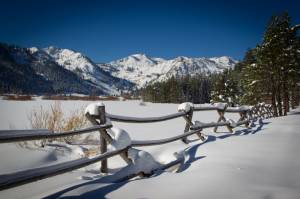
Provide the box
[98,54,237,88]
[27,47,104,94]
[0,44,53,94]
[0,43,105,95]
[0,43,134,95]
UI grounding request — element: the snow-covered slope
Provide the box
[41,46,133,94]
[2,44,135,95]
[99,54,237,88]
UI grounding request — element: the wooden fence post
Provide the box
[260,104,264,118]
[256,105,261,118]
[85,104,113,173]
[251,106,257,120]
[259,104,264,118]
[182,107,193,143]
[265,105,270,118]
[214,105,233,133]
[256,104,264,124]
[255,104,261,118]
[269,105,273,118]
[238,110,249,128]
[262,104,267,118]
[248,108,255,127]
[264,105,268,118]
[85,104,132,173]
[98,105,108,173]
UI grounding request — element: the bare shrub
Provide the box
[41,95,119,101]
[62,109,88,144]
[25,101,88,147]
[28,102,64,132]
[3,95,33,101]
[42,95,101,101]
[101,96,119,101]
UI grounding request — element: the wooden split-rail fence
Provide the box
[0,102,274,190]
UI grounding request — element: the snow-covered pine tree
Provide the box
[257,12,300,115]
[240,48,263,106]
[211,68,241,106]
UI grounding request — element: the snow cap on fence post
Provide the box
[177,102,194,113]
[85,102,105,116]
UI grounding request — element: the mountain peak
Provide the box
[209,56,237,68]
[130,53,147,58]
[28,47,39,54]
[127,53,149,61]
[43,46,61,54]
[174,56,189,61]
[103,54,237,88]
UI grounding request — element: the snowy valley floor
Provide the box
[0,100,300,199]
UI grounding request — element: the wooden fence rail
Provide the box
[0,147,129,190]
[0,124,112,143]
[106,112,186,123]
[0,102,274,191]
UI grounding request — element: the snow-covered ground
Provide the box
[0,99,299,199]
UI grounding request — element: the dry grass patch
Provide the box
[41,95,119,101]
[2,95,33,101]
[22,101,88,147]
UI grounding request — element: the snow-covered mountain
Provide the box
[98,54,237,88]
[34,46,133,94]
[42,46,134,94]
[1,42,237,94]
[0,43,133,95]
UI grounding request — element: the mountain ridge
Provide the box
[98,53,237,88]
[0,43,133,95]
[0,43,237,95]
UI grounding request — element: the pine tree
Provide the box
[259,12,299,115]
[240,12,300,116]
[211,69,241,106]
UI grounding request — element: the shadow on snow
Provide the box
[44,120,269,199]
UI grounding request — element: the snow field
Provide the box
[0,99,299,198]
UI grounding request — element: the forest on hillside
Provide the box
[140,12,300,117]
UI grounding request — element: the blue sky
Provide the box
[0,0,299,62]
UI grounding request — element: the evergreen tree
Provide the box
[211,69,241,106]
[241,12,300,116]
[140,74,212,104]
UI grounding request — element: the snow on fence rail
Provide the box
[0,102,274,191]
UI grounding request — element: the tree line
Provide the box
[211,12,300,116]
[140,12,300,117]
[140,75,212,104]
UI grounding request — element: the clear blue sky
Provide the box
[1,0,299,62]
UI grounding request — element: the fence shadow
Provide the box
[44,120,269,199]
[176,120,268,173]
